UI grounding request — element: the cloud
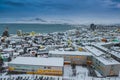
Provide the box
[0,0,76,15]
[34,18,47,22]
[4,1,25,6]
[18,18,47,22]
[116,3,120,8]
[0,0,73,9]
[0,0,120,23]
[0,0,26,7]
[102,0,120,8]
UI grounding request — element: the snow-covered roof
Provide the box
[96,42,119,46]
[3,48,14,52]
[94,44,108,51]
[93,42,119,52]
[95,56,120,65]
[94,43,120,58]
[9,57,64,67]
[49,51,92,56]
[85,46,105,56]
[110,51,120,58]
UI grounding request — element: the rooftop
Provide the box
[95,42,120,58]
[9,57,64,67]
[92,43,108,51]
[85,46,105,56]
[95,56,120,65]
[49,50,92,56]
[110,51,120,58]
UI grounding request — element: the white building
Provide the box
[85,46,120,76]
[92,56,120,77]
[8,57,64,76]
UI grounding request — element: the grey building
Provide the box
[92,56,120,77]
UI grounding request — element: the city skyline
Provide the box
[0,0,120,24]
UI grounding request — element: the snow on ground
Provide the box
[75,66,89,80]
[63,65,120,80]
[76,66,88,76]
[64,65,73,77]
[3,62,8,67]
[95,70,102,77]
[63,65,89,80]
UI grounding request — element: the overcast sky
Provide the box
[0,0,120,24]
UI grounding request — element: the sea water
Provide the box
[0,23,73,35]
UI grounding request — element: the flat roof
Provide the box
[93,42,119,52]
[9,57,64,67]
[93,44,108,51]
[95,42,119,46]
[95,56,120,65]
[110,51,120,58]
[49,51,92,56]
[85,46,105,56]
[94,43,120,58]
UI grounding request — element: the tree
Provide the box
[0,54,3,73]
[8,57,12,62]
[2,27,9,37]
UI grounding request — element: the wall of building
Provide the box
[8,64,63,76]
[92,57,106,76]
[111,54,120,62]
[49,54,91,65]
[105,65,120,76]
[92,57,120,77]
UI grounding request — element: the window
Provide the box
[44,67,46,69]
[48,67,51,69]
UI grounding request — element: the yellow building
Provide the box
[8,57,64,76]
[49,51,92,65]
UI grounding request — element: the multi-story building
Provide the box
[49,50,92,65]
[92,56,120,77]
[8,57,64,76]
[85,46,120,77]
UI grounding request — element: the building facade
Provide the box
[8,57,64,76]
